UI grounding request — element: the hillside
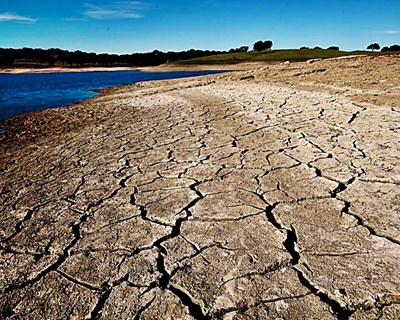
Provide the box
[176,48,390,64]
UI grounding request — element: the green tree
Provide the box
[253,41,264,52]
[367,43,380,51]
[253,40,273,52]
[389,44,400,51]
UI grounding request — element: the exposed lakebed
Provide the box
[0,70,223,121]
[1,56,400,319]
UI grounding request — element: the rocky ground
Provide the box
[0,55,399,319]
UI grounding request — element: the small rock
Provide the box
[307,58,322,64]
[240,75,255,81]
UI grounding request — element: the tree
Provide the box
[0,52,14,65]
[253,41,264,52]
[47,56,56,66]
[264,40,273,50]
[327,46,340,51]
[389,44,400,52]
[253,40,273,52]
[300,46,309,50]
[367,43,380,51]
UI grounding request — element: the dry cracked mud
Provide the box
[0,55,399,319]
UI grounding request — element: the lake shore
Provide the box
[1,55,399,319]
[0,64,234,74]
[0,66,139,74]
[0,61,270,74]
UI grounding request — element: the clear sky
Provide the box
[1,0,399,54]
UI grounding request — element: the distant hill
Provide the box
[175,49,393,65]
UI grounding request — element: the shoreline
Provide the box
[0,62,268,74]
[0,66,139,74]
[0,69,233,124]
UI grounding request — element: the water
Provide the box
[0,70,223,121]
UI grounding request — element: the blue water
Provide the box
[0,70,223,121]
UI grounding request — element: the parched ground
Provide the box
[0,55,399,319]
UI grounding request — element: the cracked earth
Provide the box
[0,55,399,319]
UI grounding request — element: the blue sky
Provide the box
[1,0,399,53]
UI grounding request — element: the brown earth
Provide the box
[0,54,399,319]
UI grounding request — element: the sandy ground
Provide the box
[0,55,399,319]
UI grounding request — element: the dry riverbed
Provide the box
[0,55,399,319]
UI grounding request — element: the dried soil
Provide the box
[1,55,399,319]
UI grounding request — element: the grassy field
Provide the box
[176,49,389,65]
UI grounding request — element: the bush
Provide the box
[327,46,340,51]
[229,46,249,53]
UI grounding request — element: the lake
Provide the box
[0,70,223,121]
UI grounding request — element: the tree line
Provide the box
[300,46,340,50]
[1,40,399,68]
[0,47,228,67]
[0,40,272,67]
[367,43,400,52]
